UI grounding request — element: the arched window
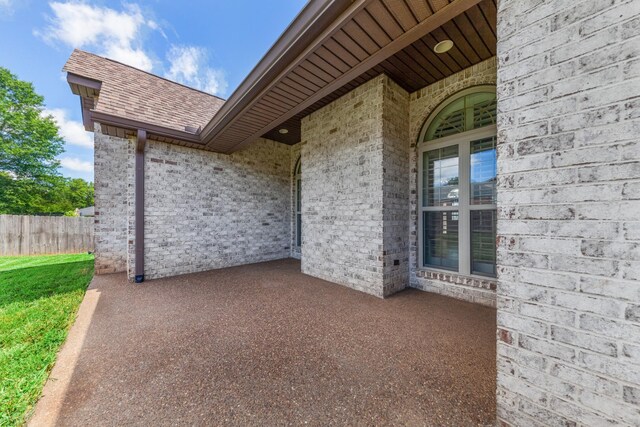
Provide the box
[294,157,302,247]
[424,90,497,140]
[418,86,497,277]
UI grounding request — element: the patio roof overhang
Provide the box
[200,0,496,152]
[66,0,496,153]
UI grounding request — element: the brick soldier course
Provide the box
[62,0,639,425]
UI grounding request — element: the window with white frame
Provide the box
[418,87,497,277]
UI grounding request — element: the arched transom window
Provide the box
[425,90,497,140]
[418,86,497,277]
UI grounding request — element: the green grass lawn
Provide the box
[0,253,93,426]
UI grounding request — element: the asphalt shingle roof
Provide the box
[63,49,225,133]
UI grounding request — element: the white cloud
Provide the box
[43,108,93,148]
[36,2,228,97]
[60,157,93,173]
[104,44,152,71]
[0,0,14,16]
[37,2,154,71]
[166,45,228,97]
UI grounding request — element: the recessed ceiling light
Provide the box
[278,128,289,134]
[434,40,454,54]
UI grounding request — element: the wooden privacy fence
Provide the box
[0,215,94,256]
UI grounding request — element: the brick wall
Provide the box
[129,138,292,280]
[93,124,131,274]
[408,58,498,307]
[301,75,410,297]
[496,0,640,425]
[93,130,292,280]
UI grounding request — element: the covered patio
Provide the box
[53,0,640,423]
[31,259,496,426]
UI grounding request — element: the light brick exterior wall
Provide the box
[300,63,499,300]
[93,124,131,274]
[131,138,291,280]
[301,76,385,296]
[496,0,640,425]
[300,75,409,297]
[94,131,292,279]
[409,58,498,307]
[381,78,410,296]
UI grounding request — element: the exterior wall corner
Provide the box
[93,123,132,275]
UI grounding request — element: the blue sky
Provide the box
[0,0,306,182]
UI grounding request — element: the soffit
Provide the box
[206,0,496,152]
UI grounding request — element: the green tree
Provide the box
[63,178,94,209]
[48,178,94,213]
[0,67,63,180]
[0,172,59,214]
[0,67,95,214]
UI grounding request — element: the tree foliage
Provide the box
[0,173,94,215]
[0,67,63,179]
[0,67,93,214]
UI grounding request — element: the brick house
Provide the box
[62,0,639,425]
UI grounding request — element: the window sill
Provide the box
[415,268,497,291]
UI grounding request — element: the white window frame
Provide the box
[418,100,497,278]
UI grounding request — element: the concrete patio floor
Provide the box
[31,259,496,426]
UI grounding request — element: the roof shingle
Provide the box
[63,49,225,133]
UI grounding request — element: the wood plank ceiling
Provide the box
[208,0,496,151]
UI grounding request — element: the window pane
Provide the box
[424,92,496,141]
[423,145,459,207]
[471,210,496,276]
[296,213,302,247]
[467,92,497,130]
[424,211,459,270]
[426,97,465,140]
[470,136,497,205]
[296,179,301,211]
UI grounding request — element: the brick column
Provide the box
[301,75,410,297]
[496,0,640,425]
[381,77,410,296]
